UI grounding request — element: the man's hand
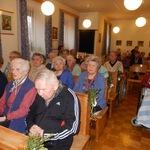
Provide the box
[29,125,44,137]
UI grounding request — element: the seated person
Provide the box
[58,45,64,56]
[0,56,8,98]
[53,56,74,89]
[141,72,150,88]
[3,51,21,82]
[29,53,46,81]
[80,54,89,71]
[0,58,37,134]
[146,52,150,60]
[98,57,109,78]
[66,55,81,76]
[26,69,80,150]
[73,55,106,114]
[104,51,124,73]
[46,51,57,71]
[117,51,130,71]
[130,51,142,66]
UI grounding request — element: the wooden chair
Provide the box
[71,92,90,150]
[126,64,147,93]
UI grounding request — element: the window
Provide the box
[64,14,75,50]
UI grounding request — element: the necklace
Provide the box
[85,72,98,92]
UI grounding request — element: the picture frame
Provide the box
[52,27,58,39]
[0,9,14,35]
[126,40,132,46]
[138,41,144,47]
[116,40,122,46]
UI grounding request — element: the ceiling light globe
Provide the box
[113,27,120,33]
[41,1,55,16]
[124,0,142,11]
[135,17,146,27]
[83,19,91,28]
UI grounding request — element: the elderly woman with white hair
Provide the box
[74,55,106,114]
[66,55,81,76]
[53,56,74,89]
[0,58,37,134]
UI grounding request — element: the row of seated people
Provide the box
[0,50,124,149]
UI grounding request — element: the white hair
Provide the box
[35,69,59,85]
[53,56,66,66]
[11,58,30,73]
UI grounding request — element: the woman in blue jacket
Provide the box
[53,56,74,89]
[74,55,106,114]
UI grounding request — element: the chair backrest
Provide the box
[75,92,90,135]
[130,64,147,73]
[146,60,150,70]
[108,71,118,92]
[129,65,147,80]
[104,78,109,100]
[73,75,78,84]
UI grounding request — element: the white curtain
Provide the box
[64,14,75,50]
[27,0,45,60]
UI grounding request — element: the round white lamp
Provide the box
[124,0,142,11]
[83,19,91,28]
[41,1,55,16]
[135,17,146,27]
[113,26,120,33]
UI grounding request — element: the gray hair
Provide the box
[86,55,101,68]
[53,56,66,66]
[35,69,59,85]
[11,58,30,73]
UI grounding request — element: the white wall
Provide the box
[111,20,150,56]
[0,0,18,71]
[79,12,99,30]
[79,12,108,57]
[0,0,79,70]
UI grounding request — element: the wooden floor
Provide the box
[89,89,150,150]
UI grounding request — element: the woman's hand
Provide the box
[0,116,6,122]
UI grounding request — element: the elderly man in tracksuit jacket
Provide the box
[26,69,80,150]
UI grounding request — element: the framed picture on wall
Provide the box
[0,9,14,35]
[52,27,58,39]
[126,40,132,46]
[138,41,144,47]
[116,40,122,46]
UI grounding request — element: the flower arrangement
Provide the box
[89,89,100,119]
[24,133,53,150]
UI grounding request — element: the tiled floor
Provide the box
[89,90,150,150]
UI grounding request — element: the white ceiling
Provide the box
[54,0,150,20]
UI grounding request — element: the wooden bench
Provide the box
[76,92,108,142]
[93,106,108,141]
[107,71,119,118]
[0,125,27,150]
[0,93,90,150]
[71,92,90,150]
